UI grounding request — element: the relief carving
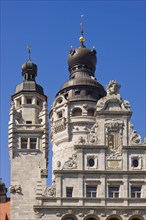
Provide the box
[105,121,124,152]
[87,123,98,144]
[44,180,56,197]
[77,136,86,144]
[63,153,77,169]
[34,210,44,218]
[41,169,48,177]
[9,185,22,194]
[54,117,66,133]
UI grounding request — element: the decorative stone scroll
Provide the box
[44,180,56,197]
[63,153,77,169]
[9,185,22,194]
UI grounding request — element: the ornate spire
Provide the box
[79,15,85,46]
[21,46,37,81]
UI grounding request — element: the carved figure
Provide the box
[9,185,22,193]
[57,161,61,168]
[44,180,56,197]
[130,130,141,145]
[63,153,77,169]
[122,100,131,111]
[106,80,121,95]
[78,136,86,144]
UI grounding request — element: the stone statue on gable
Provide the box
[106,80,121,95]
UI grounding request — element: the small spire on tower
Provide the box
[27,45,32,61]
[79,15,85,45]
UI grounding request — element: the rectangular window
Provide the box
[26,121,32,124]
[37,99,42,106]
[86,186,97,198]
[26,98,32,104]
[131,186,141,198]
[108,186,119,198]
[66,187,73,198]
[21,138,28,149]
[16,98,22,107]
[30,138,37,149]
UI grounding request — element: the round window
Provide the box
[88,158,94,167]
[132,159,139,167]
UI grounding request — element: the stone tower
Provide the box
[8,51,48,220]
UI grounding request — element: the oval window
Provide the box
[88,158,94,167]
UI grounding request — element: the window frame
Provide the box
[20,137,38,150]
[131,186,141,198]
[108,185,120,198]
[66,187,73,198]
[86,185,97,198]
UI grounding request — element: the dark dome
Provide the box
[68,45,97,74]
[22,60,37,77]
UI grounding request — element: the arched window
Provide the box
[64,218,75,220]
[86,218,97,220]
[87,108,95,116]
[130,218,142,220]
[108,219,120,220]
[72,108,82,116]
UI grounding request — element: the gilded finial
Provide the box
[27,45,32,61]
[79,15,85,45]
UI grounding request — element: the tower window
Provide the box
[72,108,82,116]
[131,186,141,198]
[88,158,95,167]
[108,186,119,198]
[37,99,42,106]
[86,186,97,198]
[16,98,22,107]
[87,91,93,96]
[87,108,95,116]
[21,138,28,149]
[75,90,80,96]
[66,187,73,197]
[26,98,32,104]
[30,138,37,149]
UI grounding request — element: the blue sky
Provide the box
[1,0,145,189]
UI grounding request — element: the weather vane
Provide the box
[27,45,32,60]
[80,14,84,36]
[79,15,85,45]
